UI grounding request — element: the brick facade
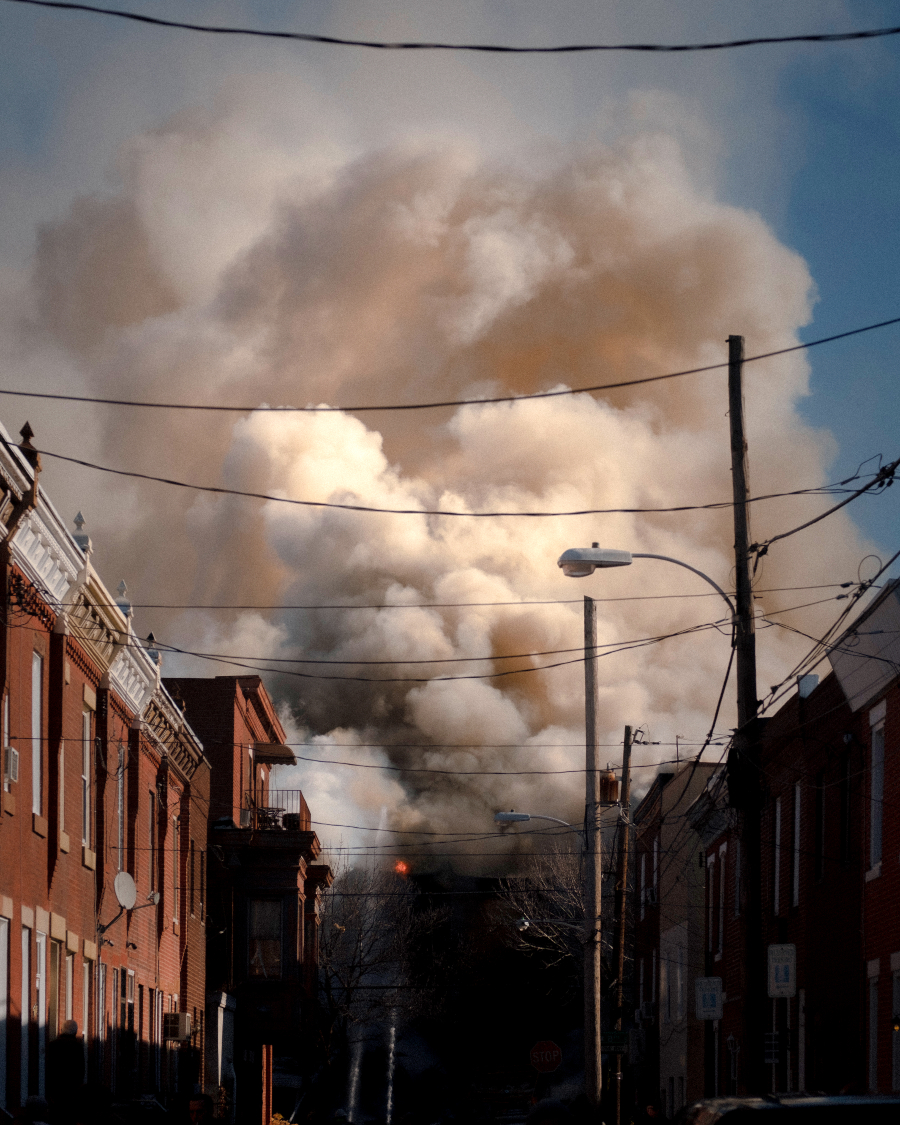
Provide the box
[0,425,208,1113]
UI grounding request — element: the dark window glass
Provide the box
[248,900,282,979]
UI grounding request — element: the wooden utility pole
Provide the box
[614,725,633,1125]
[726,335,764,1092]
[583,595,603,1107]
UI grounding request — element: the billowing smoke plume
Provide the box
[8,96,874,866]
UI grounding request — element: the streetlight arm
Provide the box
[631,553,736,618]
[523,814,580,831]
[494,811,583,837]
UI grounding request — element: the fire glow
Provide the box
[394,861,409,875]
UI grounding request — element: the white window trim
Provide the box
[774,798,782,916]
[792,784,802,908]
[32,652,43,817]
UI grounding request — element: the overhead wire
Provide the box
[35,446,880,519]
[23,581,867,611]
[5,0,900,54]
[0,314,896,414]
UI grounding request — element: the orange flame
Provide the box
[394,860,409,875]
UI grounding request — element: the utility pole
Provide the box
[726,335,764,1092]
[614,725,633,1125]
[583,595,603,1108]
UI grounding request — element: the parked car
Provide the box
[675,1095,900,1125]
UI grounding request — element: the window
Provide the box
[717,844,727,955]
[869,976,879,1091]
[734,837,742,917]
[0,915,8,1108]
[82,961,91,1070]
[189,839,195,917]
[81,713,91,846]
[97,963,106,1074]
[111,968,118,1091]
[248,899,282,979]
[117,746,125,872]
[35,932,46,1093]
[58,740,65,835]
[814,770,825,881]
[49,939,60,1041]
[65,954,73,1023]
[640,854,646,920]
[32,652,43,816]
[172,818,180,924]
[871,723,885,869]
[839,753,851,864]
[2,694,9,794]
[893,971,900,1092]
[792,784,801,908]
[21,928,30,1098]
[199,851,205,923]
[148,792,157,893]
[773,798,782,915]
[653,836,659,890]
[707,854,715,953]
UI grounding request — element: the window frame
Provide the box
[32,651,43,816]
[248,898,283,980]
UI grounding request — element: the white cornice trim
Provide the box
[10,510,80,608]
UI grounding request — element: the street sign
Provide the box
[767,944,796,998]
[695,976,723,1020]
[529,1041,562,1073]
[604,1030,628,1053]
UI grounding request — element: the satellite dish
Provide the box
[114,871,137,911]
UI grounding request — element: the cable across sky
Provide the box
[3,314,899,415]
[3,0,900,55]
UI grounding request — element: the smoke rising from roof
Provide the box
[7,90,874,866]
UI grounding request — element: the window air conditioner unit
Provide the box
[644,887,658,906]
[163,1012,192,1042]
[3,746,18,784]
[640,1001,656,1022]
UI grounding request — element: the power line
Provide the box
[31,582,866,611]
[751,457,900,560]
[6,315,899,414]
[5,0,900,55]
[34,445,885,520]
[32,614,724,684]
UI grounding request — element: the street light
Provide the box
[557,545,735,616]
[494,810,582,835]
[558,543,735,1119]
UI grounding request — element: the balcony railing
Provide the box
[242,790,311,832]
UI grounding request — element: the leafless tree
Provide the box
[498,834,587,966]
[316,863,450,1050]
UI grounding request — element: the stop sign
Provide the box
[530,1040,562,1073]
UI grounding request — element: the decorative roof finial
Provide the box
[73,512,91,555]
[115,580,132,620]
[18,422,41,472]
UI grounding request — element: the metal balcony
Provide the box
[242,790,311,832]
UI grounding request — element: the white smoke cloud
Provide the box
[2,83,877,870]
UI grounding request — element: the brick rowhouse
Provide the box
[0,422,210,1111]
[164,676,331,1125]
